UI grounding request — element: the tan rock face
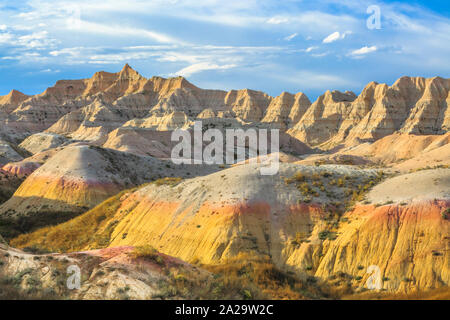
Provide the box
[12,163,449,293]
[1,66,447,151]
[261,92,295,129]
[102,128,172,158]
[343,77,450,146]
[288,93,312,127]
[19,133,68,155]
[124,111,193,131]
[288,77,449,148]
[342,132,450,165]
[197,108,216,119]
[314,200,449,293]
[227,89,272,122]
[0,90,29,114]
[288,90,356,146]
[0,144,221,236]
[0,245,218,300]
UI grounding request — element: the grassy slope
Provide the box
[10,178,182,252]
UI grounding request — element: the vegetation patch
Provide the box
[131,245,165,266]
[153,177,183,187]
[10,188,134,252]
[203,253,337,300]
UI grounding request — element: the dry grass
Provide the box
[203,253,333,300]
[153,177,183,187]
[131,245,165,266]
[10,188,133,252]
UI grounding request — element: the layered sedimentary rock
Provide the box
[0,168,23,205]
[313,200,448,293]
[1,144,69,178]
[0,145,219,235]
[0,90,29,114]
[123,111,193,131]
[288,93,312,126]
[1,65,447,152]
[0,140,24,166]
[261,92,295,129]
[288,77,449,148]
[19,133,68,155]
[343,132,450,165]
[226,89,272,122]
[11,163,377,268]
[288,90,357,146]
[340,77,450,146]
[312,169,450,292]
[13,163,449,293]
[102,128,172,158]
[0,244,224,300]
[261,92,312,130]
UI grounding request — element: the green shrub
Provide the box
[318,230,337,241]
[441,208,450,220]
[132,245,165,266]
[153,177,183,187]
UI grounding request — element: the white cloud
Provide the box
[0,33,13,44]
[267,17,289,24]
[40,68,60,73]
[17,31,55,49]
[284,33,298,41]
[173,62,237,77]
[270,68,356,90]
[350,46,377,56]
[305,46,318,52]
[0,25,7,31]
[73,20,183,44]
[323,32,339,43]
[49,47,85,57]
[311,52,329,58]
[322,31,351,43]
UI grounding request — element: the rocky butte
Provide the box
[0,65,448,300]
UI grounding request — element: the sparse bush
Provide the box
[131,245,165,266]
[441,208,450,220]
[153,177,183,187]
[319,231,331,241]
[285,172,306,184]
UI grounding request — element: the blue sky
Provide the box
[0,0,449,100]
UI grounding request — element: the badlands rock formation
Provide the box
[19,133,69,155]
[289,77,449,148]
[315,169,449,293]
[298,132,450,171]
[0,140,24,166]
[0,144,220,237]
[0,90,29,114]
[0,66,448,299]
[1,64,447,152]
[0,243,244,300]
[12,163,449,293]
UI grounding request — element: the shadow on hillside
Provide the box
[0,196,88,240]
